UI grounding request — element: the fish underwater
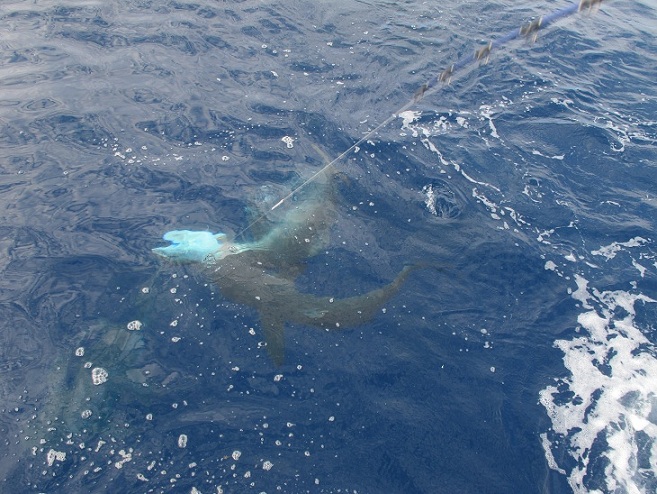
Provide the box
[153,156,417,366]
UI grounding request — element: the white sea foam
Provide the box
[421,184,438,216]
[592,237,648,260]
[539,272,657,493]
[413,105,657,492]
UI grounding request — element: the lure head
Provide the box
[152,230,233,263]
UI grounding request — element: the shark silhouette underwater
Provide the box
[153,165,416,366]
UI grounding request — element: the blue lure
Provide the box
[152,230,244,263]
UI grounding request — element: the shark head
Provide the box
[153,230,247,263]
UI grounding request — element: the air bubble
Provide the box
[91,367,108,385]
[127,320,142,331]
[281,136,294,149]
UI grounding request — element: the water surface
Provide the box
[1,1,656,492]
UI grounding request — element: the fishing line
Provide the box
[238,0,606,238]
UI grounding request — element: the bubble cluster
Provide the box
[127,320,142,331]
[91,367,108,385]
[281,136,294,149]
[46,449,66,467]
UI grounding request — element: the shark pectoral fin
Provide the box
[261,314,286,367]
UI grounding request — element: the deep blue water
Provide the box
[1,1,656,493]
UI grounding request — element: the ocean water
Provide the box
[1,1,656,493]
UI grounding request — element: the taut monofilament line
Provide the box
[237,0,606,239]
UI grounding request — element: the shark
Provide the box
[153,161,416,366]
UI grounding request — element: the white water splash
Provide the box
[409,98,657,492]
[540,272,657,493]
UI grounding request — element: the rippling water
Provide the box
[1,1,656,493]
